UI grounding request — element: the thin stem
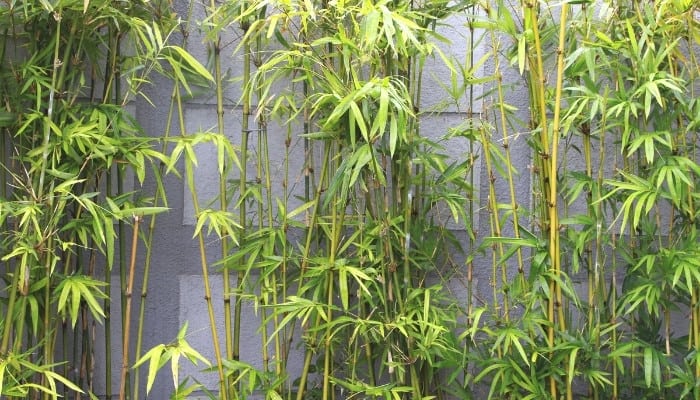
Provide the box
[489,18,526,292]
[177,83,230,400]
[119,215,142,400]
[548,3,570,398]
[233,6,252,394]
[295,144,332,400]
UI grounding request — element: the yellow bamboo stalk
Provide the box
[549,2,570,398]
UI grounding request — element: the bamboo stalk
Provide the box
[38,15,67,399]
[233,5,252,393]
[130,2,197,397]
[176,83,230,400]
[295,144,332,400]
[117,142,130,400]
[480,124,507,325]
[131,10,192,391]
[321,137,340,400]
[252,20,277,376]
[279,124,291,387]
[35,10,62,203]
[119,215,141,400]
[549,3,570,398]
[464,3,477,390]
[205,2,234,393]
[592,88,609,400]
[522,0,557,396]
[103,23,122,400]
[488,11,526,292]
[104,175,114,400]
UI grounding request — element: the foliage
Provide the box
[0,0,208,398]
[4,0,700,399]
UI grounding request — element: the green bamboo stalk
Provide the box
[400,19,422,396]
[104,175,114,400]
[568,6,601,399]
[590,87,609,400]
[131,5,196,400]
[381,42,414,393]
[1,249,22,355]
[119,215,141,400]
[118,118,132,399]
[295,144,332,400]
[476,5,511,321]
[249,17,277,375]
[293,45,315,400]
[234,7,252,395]
[35,12,61,202]
[610,230,618,399]
[479,124,507,325]
[257,48,278,380]
[488,9,526,292]
[41,244,56,400]
[322,200,341,400]
[522,0,557,396]
[690,19,700,397]
[279,122,291,386]
[38,16,66,398]
[205,1,234,390]
[13,294,27,355]
[103,23,122,400]
[464,3,477,391]
[80,290,92,391]
[320,137,340,400]
[175,82,230,400]
[357,230,377,388]
[85,237,99,393]
[0,35,5,208]
[131,124,166,400]
[118,151,129,398]
[686,13,700,394]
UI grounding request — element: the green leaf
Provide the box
[44,370,83,394]
[338,263,349,311]
[517,34,526,75]
[167,46,214,82]
[0,358,6,395]
[568,347,579,384]
[286,200,316,220]
[349,101,369,143]
[644,346,653,388]
[145,345,166,393]
[54,276,108,328]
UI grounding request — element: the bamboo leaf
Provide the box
[338,262,349,311]
[0,357,6,395]
[287,200,317,219]
[44,370,83,394]
[518,35,526,75]
[70,285,81,328]
[168,46,214,82]
[389,113,398,156]
[568,347,579,384]
[349,101,369,143]
[134,344,167,393]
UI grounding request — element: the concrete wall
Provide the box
[116,3,534,398]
